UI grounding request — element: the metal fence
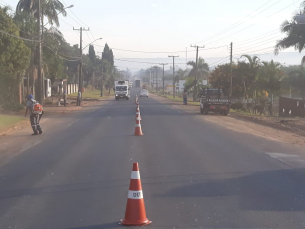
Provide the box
[279,97,305,117]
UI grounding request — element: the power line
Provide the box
[0,28,40,42]
[209,56,230,66]
[235,45,274,53]
[204,0,302,46]
[194,0,280,44]
[210,59,229,67]
[95,44,227,54]
[236,30,279,46]
[234,37,279,52]
[61,0,95,41]
[234,34,281,49]
[114,58,186,65]
[44,45,80,61]
[61,0,90,28]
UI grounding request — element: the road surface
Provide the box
[0,87,305,229]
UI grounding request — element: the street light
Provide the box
[82,37,103,50]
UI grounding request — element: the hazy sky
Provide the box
[5,0,305,70]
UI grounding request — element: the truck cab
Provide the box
[199,88,231,115]
[115,80,130,100]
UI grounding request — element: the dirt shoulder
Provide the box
[149,93,305,147]
[0,98,113,136]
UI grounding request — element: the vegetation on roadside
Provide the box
[69,89,113,100]
[0,1,122,110]
[0,115,26,132]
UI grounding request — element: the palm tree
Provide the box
[187,57,209,101]
[239,55,261,98]
[258,60,282,95]
[275,1,305,64]
[16,0,67,27]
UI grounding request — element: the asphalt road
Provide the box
[0,88,305,229]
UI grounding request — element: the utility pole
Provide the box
[159,63,168,95]
[100,68,103,97]
[37,0,43,104]
[168,55,179,98]
[73,27,89,94]
[153,66,159,92]
[185,47,187,69]
[150,66,154,89]
[230,42,233,98]
[190,44,204,101]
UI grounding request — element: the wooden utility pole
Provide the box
[150,66,154,89]
[159,63,168,95]
[168,55,179,98]
[37,0,43,103]
[190,44,204,101]
[230,42,233,98]
[153,66,159,92]
[100,68,103,97]
[73,27,89,93]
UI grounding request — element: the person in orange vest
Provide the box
[25,95,43,135]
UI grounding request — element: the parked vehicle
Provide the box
[115,80,130,100]
[140,89,149,97]
[199,88,231,115]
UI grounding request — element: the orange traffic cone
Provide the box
[134,117,143,136]
[121,163,151,226]
[136,109,141,121]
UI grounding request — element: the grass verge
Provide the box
[152,91,200,106]
[69,89,113,100]
[0,114,26,132]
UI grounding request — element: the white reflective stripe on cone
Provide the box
[136,112,140,115]
[131,171,140,179]
[128,190,143,199]
[135,124,141,127]
[136,117,141,120]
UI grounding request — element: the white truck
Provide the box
[115,80,130,100]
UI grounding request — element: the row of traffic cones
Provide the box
[120,95,151,226]
[134,95,143,136]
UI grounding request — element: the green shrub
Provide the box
[2,102,24,112]
[231,102,244,110]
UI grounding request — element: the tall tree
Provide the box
[257,60,283,96]
[16,0,67,27]
[88,45,96,62]
[0,6,30,103]
[0,7,30,74]
[239,55,261,98]
[274,1,305,64]
[187,57,209,100]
